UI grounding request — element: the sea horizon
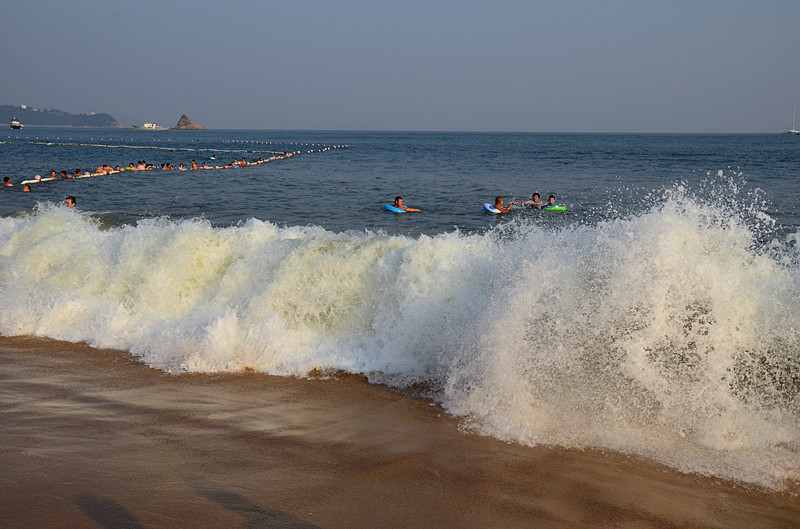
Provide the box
[6,125,794,134]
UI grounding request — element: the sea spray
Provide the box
[443,187,800,489]
[0,191,798,489]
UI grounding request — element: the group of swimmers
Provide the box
[3,172,77,199]
[131,155,290,172]
[3,153,296,190]
[491,193,565,213]
[390,192,565,213]
[3,176,30,192]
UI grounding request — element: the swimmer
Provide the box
[65,196,77,209]
[523,193,544,209]
[392,196,421,212]
[22,185,31,192]
[3,177,13,187]
[493,196,517,213]
[544,194,565,207]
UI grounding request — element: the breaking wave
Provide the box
[1,183,798,489]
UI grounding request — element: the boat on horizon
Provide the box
[133,123,169,131]
[788,106,800,135]
[10,117,22,130]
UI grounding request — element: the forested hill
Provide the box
[1,105,121,127]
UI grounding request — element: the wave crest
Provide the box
[0,190,797,489]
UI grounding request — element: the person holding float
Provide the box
[384,196,421,213]
[542,194,566,211]
[484,196,517,214]
[522,193,544,209]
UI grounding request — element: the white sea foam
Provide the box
[444,193,800,490]
[0,193,798,489]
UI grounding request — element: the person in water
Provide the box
[523,193,544,209]
[493,196,517,213]
[65,196,77,209]
[392,196,421,212]
[544,194,565,207]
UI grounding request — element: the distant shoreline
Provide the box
[3,127,793,134]
[4,124,124,129]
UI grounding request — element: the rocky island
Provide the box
[171,114,207,130]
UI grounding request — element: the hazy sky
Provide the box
[2,0,799,132]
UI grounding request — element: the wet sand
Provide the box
[1,336,798,529]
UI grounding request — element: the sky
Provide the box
[1,0,799,132]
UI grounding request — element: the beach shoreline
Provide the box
[1,335,798,528]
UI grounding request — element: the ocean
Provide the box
[1,128,799,494]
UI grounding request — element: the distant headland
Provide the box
[1,104,121,128]
[2,105,208,130]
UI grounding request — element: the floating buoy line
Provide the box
[3,135,347,155]
[2,135,349,185]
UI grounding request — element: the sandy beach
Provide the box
[1,335,798,528]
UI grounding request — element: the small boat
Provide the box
[788,106,800,135]
[10,118,22,130]
[132,123,169,131]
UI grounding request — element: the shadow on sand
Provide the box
[75,494,144,529]
[74,480,322,529]
[189,478,322,529]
